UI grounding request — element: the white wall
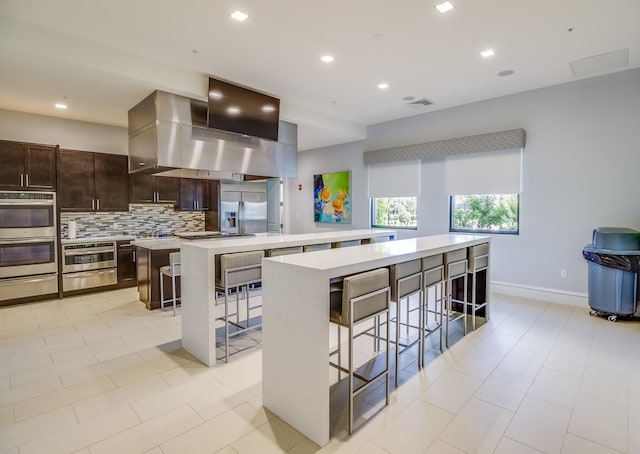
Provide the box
[288,68,640,303]
[0,109,127,154]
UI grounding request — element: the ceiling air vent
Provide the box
[406,98,433,109]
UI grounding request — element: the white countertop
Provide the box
[131,238,183,250]
[265,233,489,277]
[181,229,396,254]
[61,235,136,244]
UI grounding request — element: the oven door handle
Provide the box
[0,200,55,206]
[0,237,55,244]
[63,247,115,256]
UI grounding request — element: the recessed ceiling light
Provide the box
[377,83,389,89]
[320,55,334,63]
[435,1,455,13]
[480,49,495,58]
[227,106,241,115]
[262,105,276,112]
[498,69,515,77]
[54,103,68,109]
[230,10,248,21]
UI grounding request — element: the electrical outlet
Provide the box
[560,269,568,278]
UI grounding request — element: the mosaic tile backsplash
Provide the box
[60,204,204,239]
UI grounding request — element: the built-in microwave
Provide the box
[0,191,56,239]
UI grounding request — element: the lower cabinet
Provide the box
[116,240,137,288]
[135,247,180,310]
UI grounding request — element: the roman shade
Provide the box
[368,160,420,198]
[445,148,523,195]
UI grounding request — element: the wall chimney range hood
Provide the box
[128,90,297,180]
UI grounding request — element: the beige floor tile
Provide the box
[132,374,224,421]
[493,437,544,454]
[543,345,588,377]
[0,406,77,450]
[567,393,627,453]
[450,348,504,380]
[18,405,140,454]
[579,365,628,407]
[527,368,580,409]
[190,380,262,421]
[0,405,14,428]
[143,448,165,454]
[440,397,513,454]
[473,331,519,356]
[161,402,270,454]
[474,368,532,411]
[424,439,466,454]
[0,377,9,392]
[89,404,203,454]
[629,391,640,454]
[231,417,306,454]
[561,433,622,454]
[10,354,97,387]
[73,375,169,421]
[214,446,239,454]
[285,439,323,454]
[50,337,126,364]
[108,353,190,387]
[372,399,454,454]
[13,375,115,421]
[420,370,482,413]
[505,396,572,454]
[498,347,546,378]
[0,446,18,454]
[7,338,85,364]
[0,375,62,407]
[0,354,52,379]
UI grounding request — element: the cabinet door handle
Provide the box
[20,174,24,187]
[132,251,136,262]
[154,192,158,202]
[96,198,100,211]
[25,174,29,187]
[91,199,95,210]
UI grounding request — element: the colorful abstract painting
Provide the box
[313,170,351,223]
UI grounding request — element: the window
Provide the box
[450,194,519,234]
[371,197,418,229]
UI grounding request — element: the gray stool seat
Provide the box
[215,250,264,362]
[390,259,422,387]
[329,268,390,435]
[159,252,181,316]
[444,249,468,347]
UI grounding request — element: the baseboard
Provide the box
[491,281,588,308]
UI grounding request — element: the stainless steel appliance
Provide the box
[62,240,117,291]
[220,182,268,234]
[0,191,58,302]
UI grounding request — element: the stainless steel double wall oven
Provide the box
[0,191,58,302]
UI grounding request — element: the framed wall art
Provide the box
[313,170,351,224]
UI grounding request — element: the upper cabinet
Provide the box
[58,149,129,212]
[129,174,179,206]
[179,178,211,211]
[0,140,56,191]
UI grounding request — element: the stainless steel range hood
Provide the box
[128,90,297,180]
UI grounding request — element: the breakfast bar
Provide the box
[261,233,490,446]
[179,229,396,366]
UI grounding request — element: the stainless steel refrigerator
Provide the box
[220,182,268,234]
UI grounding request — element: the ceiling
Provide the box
[0,0,638,151]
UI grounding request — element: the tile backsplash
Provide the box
[60,204,204,239]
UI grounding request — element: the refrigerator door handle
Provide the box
[238,200,245,235]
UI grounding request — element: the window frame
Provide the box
[448,194,520,235]
[370,197,418,230]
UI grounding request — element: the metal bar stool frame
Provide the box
[421,259,445,365]
[444,251,468,348]
[159,251,181,316]
[468,244,489,332]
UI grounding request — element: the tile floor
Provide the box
[1,288,639,453]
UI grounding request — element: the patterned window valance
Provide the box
[363,128,525,165]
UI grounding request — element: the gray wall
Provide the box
[288,68,640,299]
[0,109,127,154]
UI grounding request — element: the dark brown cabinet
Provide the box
[116,240,137,288]
[179,178,211,211]
[0,140,56,191]
[130,174,179,206]
[58,150,129,212]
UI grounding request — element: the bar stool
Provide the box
[159,252,180,316]
[444,249,468,348]
[332,239,362,248]
[390,259,422,387]
[303,243,331,252]
[329,268,390,435]
[467,243,489,331]
[421,254,445,362]
[215,250,264,362]
[265,246,303,257]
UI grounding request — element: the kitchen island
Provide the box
[179,229,396,366]
[261,233,490,446]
